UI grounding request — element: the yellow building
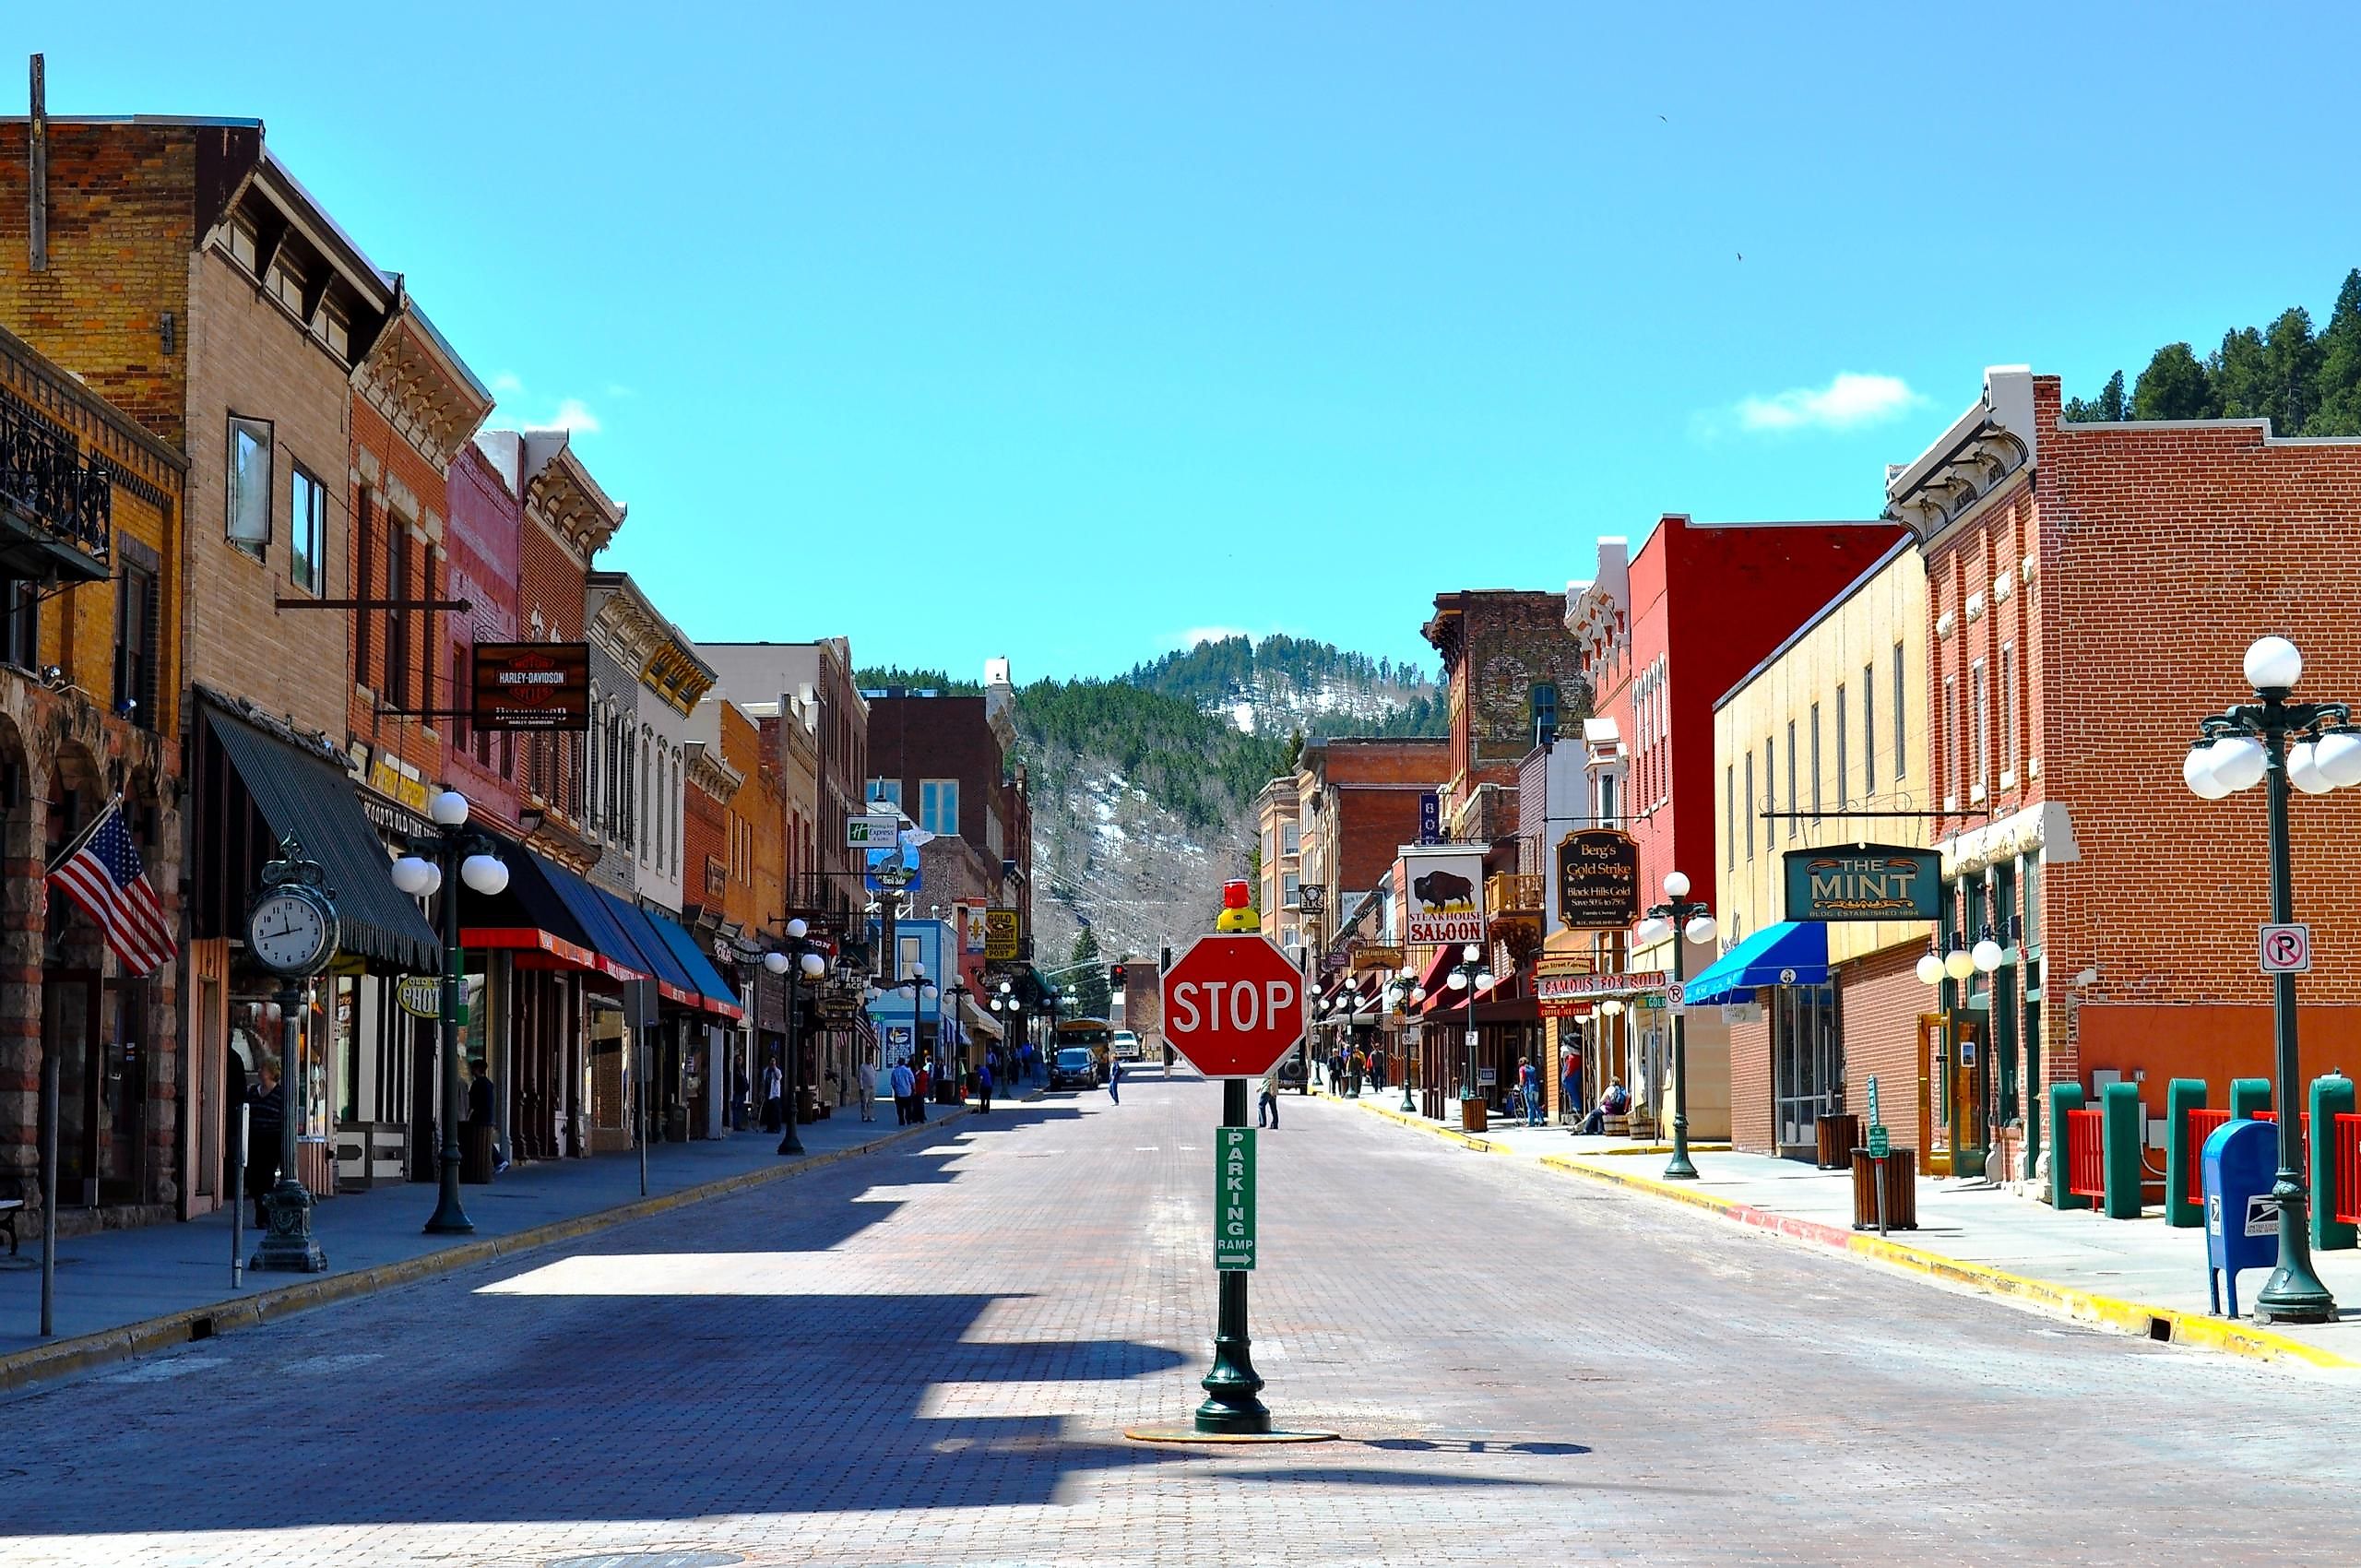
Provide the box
[1710,537,1935,1161]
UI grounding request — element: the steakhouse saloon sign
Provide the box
[1783,846,1941,922]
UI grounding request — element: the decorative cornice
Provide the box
[686,742,742,802]
[354,305,494,474]
[521,432,624,564]
[1886,367,2038,545]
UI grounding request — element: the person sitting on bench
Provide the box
[1578,1080,1630,1135]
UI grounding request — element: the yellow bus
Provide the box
[1054,1017,1114,1083]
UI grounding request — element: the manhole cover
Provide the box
[547,1554,743,1568]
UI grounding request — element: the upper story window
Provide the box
[1280,822,1299,858]
[266,256,306,318]
[226,216,261,273]
[868,778,903,810]
[227,416,273,554]
[317,299,351,362]
[290,466,326,595]
[920,778,959,838]
[1532,682,1560,747]
[114,557,158,731]
[1282,871,1300,909]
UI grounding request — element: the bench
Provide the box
[0,1172,24,1256]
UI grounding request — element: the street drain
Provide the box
[546,1553,743,1568]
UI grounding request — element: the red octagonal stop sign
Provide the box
[1160,934,1307,1078]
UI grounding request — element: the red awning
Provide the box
[463,925,642,982]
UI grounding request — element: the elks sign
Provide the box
[1401,846,1485,945]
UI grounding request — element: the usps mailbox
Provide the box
[2202,1119,2280,1318]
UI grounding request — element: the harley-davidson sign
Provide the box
[472,642,591,732]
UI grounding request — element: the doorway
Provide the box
[1774,985,1843,1158]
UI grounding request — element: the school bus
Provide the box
[1055,1017,1115,1081]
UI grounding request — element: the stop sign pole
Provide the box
[1129,883,1334,1444]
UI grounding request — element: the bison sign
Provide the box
[1402,846,1485,945]
[1161,934,1306,1078]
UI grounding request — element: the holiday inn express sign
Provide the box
[1783,846,1941,922]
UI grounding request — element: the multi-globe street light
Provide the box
[762,918,828,1157]
[2179,634,2350,1324]
[389,790,509,1236]
[1445,943,1496,1111]
[1633,871,1715,1182]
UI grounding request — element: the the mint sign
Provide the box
[1215,1127,1256,1271]
[1783,845,1940,922]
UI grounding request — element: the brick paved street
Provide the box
[4,1067,2358,1567]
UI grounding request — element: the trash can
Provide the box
[1848,1146,1917,1230]
[461,1124,496,1184]
[1460,1096,1488,1134]
[1816,1113,1861,1170]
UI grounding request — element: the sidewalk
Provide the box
[0,1088,1018,1391]
[1318,1085,2361,1371]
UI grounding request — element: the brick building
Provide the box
[1297,737,1451,947]
[703,641,871,937]
[1713,537,1930,1159]
[1891,366,2361,1184]
[1254,778,1301,956]
[1419,590,1586,835]
[0,325,188,1232]
[1568,515,1908,1140]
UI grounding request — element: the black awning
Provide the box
[199,698,439,972]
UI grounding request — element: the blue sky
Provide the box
[30,4,2361,680]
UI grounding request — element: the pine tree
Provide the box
[2131,343,2214,420]
[2310,269,2361,435]
[1069,926,1111,1019]
[2211,326,2269,418]
[2260,307,2321,434]
[2064,369,2128,422]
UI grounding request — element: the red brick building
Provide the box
[1420,590,1586,835]
[1570,515,1908,1137]
[1892,366,2361,1182]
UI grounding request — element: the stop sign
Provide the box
[1160,934,1307,1078]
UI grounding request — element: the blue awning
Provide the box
[641,907,745,1020]
[1683,921,1829,1006]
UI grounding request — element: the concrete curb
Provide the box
[1537,1154,2359,1372]
[0,1105,988,1399]
[1316,1087,1730,1159]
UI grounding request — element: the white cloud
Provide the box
[489,370,525,396]
[1704,373,1928,439]
[544,398,601,434]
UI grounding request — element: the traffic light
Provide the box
[1109,963,1126,989]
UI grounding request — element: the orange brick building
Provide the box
[1891,367,2361,1180]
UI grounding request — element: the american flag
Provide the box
[46,794,177,979]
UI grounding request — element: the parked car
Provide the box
[1112,1029,1143,1061]
[1050,1047,1098,1090]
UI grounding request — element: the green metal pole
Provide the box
[2253,707,2336,1323]
[425,831,472,1234]
[1194,1076,1269,1435]
[1665,909,1697,1180]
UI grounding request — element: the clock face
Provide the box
[249,889,334,976]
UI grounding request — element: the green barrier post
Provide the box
[2309,1074,2355,1253]
[2164,1078,2207,1229]
[2229,1075,2272,1120]
[2049,1082,2088,1211]
[2100,1081,2144,1218]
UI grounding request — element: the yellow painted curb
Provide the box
[0,1108,981,1397]
[1316,1087,1508,1153]
[1536,1154,2358,1372]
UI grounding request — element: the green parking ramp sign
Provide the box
[1215,1126,1257,1271]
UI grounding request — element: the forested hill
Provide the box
[2063,267,2361,434]
[853,643,1446,963]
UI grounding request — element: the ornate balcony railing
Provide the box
[1487,873,1545,916]
[0,386,112,585]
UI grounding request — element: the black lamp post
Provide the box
[874,965,939,1096]
[991,979,1025,1066]
[765,917,829,1157]
[1445,942,1495,1105]
[2181,634,2351,1324]
[942,980,971,1099]
[390,790,510,1235]
[1388,977,1420,1112]
[1635,871,1714,1182]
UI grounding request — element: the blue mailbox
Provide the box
[2202,1119,2281,1318]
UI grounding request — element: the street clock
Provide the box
[246,835,341,978]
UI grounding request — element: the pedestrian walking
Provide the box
[1350,1045,1367,1097]
[1369,1051,1386,1093]
[762,1056,785,1132]
[1257,1069,1280,1129]
[890,1057,917,1124]
[913,1060,931,1122]
[244,1057,283,1228]
[1520,1055,1543,1125]
[731,1063,752,1131]
[976,1059,993,1113]
[469,1057,508,1172]
[1108,1057,1122,1105]
[856,1053,878,1122]
[1560,1048,1581,1128]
